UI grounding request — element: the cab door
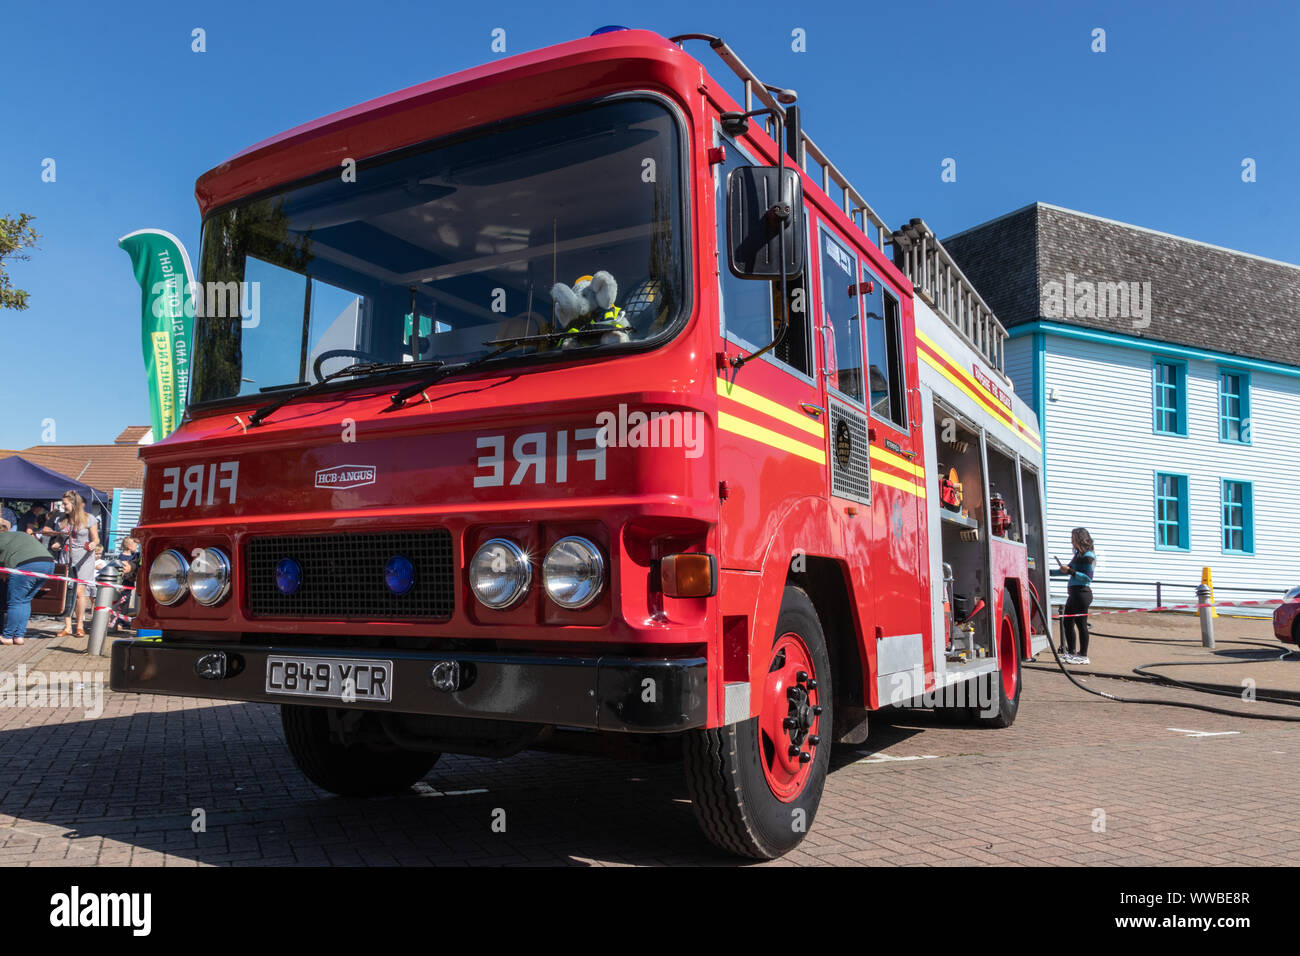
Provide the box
[814,221,876,648]
[860,268,931,696]
[712,135,825,570]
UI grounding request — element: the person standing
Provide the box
[1,526,57,645]
[55,490,101,639]
[1055,528,1096,665]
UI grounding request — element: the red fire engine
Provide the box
[111,28,1051,859]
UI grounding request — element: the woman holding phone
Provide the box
[1055,528,1096,664]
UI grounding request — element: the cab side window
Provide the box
[819,229,864,403]
[863,273,907,428]
[715,139,811,377]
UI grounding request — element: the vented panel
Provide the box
[829,402,872,505]
[246,530,454,619]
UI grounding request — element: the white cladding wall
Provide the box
[1004,337,1035,409]
[1038,335,1296,607]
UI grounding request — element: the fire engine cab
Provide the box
[112,27,1051,859]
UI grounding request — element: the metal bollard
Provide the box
[1196,583,1215,649]
[87,564,122,657]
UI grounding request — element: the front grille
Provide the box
[246,530,454,619]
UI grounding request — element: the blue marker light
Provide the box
[275,558,302,595]
[591,25,629,35]
[385,556,416,595]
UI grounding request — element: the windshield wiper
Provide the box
[249,360,445,427]
[388,326,628,407]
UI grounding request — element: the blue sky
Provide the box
[2,0,1297,450]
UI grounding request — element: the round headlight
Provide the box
[188,547,232,607]
[469,538,531,609]
[149,549,190,606]
[543,536,605,609]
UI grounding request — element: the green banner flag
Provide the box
[118,229,196,440]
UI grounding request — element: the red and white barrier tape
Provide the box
[1054,597,1284,619]
[0,565,137,592]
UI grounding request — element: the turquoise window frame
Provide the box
[1152,357,1187,436]
[1217,368,1251,445]
[1154,471,1190,551]
[1220,479,1254,555]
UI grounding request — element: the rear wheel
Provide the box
[978,602,1022,728]
[281,705,441,796]
[684,586,832,859]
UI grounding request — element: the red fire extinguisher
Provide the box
[990,492,1011,537]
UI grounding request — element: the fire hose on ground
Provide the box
[1027,588,1300,722]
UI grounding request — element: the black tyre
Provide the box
[281,705,440,797]
[978,600,1022,728]
[684,586,832,859]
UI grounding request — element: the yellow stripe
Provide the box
[718,410,826,464]
[716,378,825,438]
[915,329,1042,445]
[873,468,927,500]
[869,444,926,479]
[917,346,1043,453]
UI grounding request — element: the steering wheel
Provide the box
[312,348,378,382]
[499,311,549,338]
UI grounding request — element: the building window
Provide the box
[1221,480,1254,554]
[1152,358,1187,436]
[1218,369,1251,444]
[1154,472,1189,551]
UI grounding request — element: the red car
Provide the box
[1273,587,1300,645]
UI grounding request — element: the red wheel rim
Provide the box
[759,632,822,802]
[999,613,1019,698]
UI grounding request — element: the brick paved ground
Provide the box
[0,616,1298,866]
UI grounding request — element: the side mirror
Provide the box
[726,165,803,280]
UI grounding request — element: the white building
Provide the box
[944,202,1300,610]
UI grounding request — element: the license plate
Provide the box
[265,656,393,703]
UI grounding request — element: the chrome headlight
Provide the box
[188,548,232,607]
[1285,585,1300,603]
[543,536,605,609]
[149,549,190,606]
[469,538,531,609]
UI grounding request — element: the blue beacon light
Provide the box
[385,556,416,595]
[275,558,302,595]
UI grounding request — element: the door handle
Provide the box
[799,402,825,418]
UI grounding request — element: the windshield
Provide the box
[191,97,686,405]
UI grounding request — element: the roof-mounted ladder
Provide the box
[673,33,1010,380]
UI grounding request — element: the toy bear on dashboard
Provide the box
[551,271,631,345]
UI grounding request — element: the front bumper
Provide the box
[109,639,707,733]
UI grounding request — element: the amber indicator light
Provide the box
[661,553,717,597]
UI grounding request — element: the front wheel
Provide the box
[281,705,441,797]
[683,586,832,859]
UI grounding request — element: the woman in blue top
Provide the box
[1055,528,1096,664]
